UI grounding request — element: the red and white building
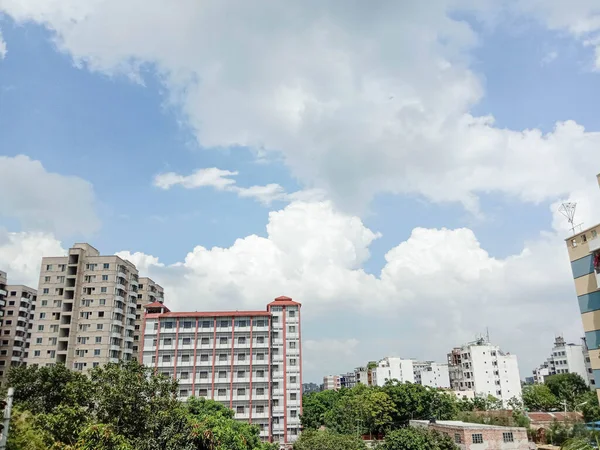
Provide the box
[141,296,302,445]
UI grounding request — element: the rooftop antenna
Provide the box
[486,327,490,344]
[559,202,583,234]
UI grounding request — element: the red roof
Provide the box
[144,301,170,312]
[267,295,301,308]
[145,310,271,318]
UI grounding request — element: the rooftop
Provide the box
[411,420,525,430]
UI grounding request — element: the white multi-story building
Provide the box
[142,295,302,446]
[532,336,593,386]
[414,361,450,388]
[132,277,164,361]
[371,357,415,386]
[28,243,141,370]
[323,375,340,390]
[448,338,522,406]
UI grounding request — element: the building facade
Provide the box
[371,357,416,386]
[133,277,164,361]
[410,420,530,450]
[565,175,600,403]
[141,296,302,446]
[532,336,593,386]
[448,339,522,406]
[28,243,140,370]
[323,375,340,390]
[0,272,37,384]
[414,362,451,388]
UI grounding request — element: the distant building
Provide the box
[323,375,340,390]
[410,420,530,450]
[340,371,356,388]
[302,382,321,394]
[0,270,37,385]
[371,357,415,386]
[448,338,522,407]
[414,361,450,388]
[532,336,593,386]
[354,365,369,385]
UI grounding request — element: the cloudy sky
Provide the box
[1,1,600,383]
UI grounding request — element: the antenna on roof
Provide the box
[486,327,490,344]
[559,202,583,234]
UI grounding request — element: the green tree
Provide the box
[301,389,345,429]
[545,374,590,409]
[380,427,457,450]
[74,424,132,450]
[382,382,458,425]
[580,390,600,422]
[293,429,367,450]
[6,408,49,450]
[522,384,560,411]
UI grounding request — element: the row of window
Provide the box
[45,263,112,271]
[154,336,298,347]
[154,319,271,329]
[155,353,299,366]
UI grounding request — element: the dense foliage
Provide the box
[292,429,368,450]
[379,427,457,450]
[5,361,277,450]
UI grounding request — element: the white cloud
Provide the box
[3,1,600,215]
[541,50,558,65]
[0,155,100,236]
[114,200,586,381]
[0,29,6,59]
[0,230,66,287]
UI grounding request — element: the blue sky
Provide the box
[2,2,600,382]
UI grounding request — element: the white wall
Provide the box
[469,344,522,406]
[419,363,450,388]
[373,357,415,386]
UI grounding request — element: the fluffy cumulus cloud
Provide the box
[0,28,6,59]
[116,200,584,380]
[0,155,100,236]
[2,0,600,214]
[0,230,66,287]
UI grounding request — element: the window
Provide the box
[35,338,42,344]
[237,370,245,378]
[218,389,226,396]
[256,405,264,413]
[219,354,227,361]
[290,376,297,383]
[38,325,44,331]
[182,337,191,345]
[201,337,209,345]
[257,353,265,360]
[289,358,297,366]
[289,326,295,333]
[220,337,228,344]
[219,371,227,379]
[39,313,46,319]
[97,324,103,330]
[454,434,461,444]
[94,349,101,356]
[100,287,107,293]
[256,387,265,395]
[237,388,245,395]
[199,371,208,379]
[238,353,245,361]
[289,310,296,317]
[181,354,190,363]
[183,321,193,328]
[44,276,51,282]
[202,320,211,328]
[238,337,246,344]
[256,320,265,327]
[472,434,483,444]
[257,336,265,344]
[41,300,48,306]
[200,354,209,361]
[179,390,188,397]
[95,337,102,344]
[291,410,297,418]
[34,350,40,357]
[46,264,52,271]
[103,263,109,269]
[503,432,514,443]
[220,320,229,327]
[102,275,108,281]
[290,393,297,400]
[236,406,244,414]
[180,372,189,379]
[257,370,264,377]
[198,389,208,397]
[289,342,296,349]
[163,322,173,329]
[162,355,171,362]
[99,299,106,306]
[98,312,104,318]
[164,338,172,345]
[43,288,49,294]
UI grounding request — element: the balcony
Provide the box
[19,306,29,314]
[0,299,5,307]
[0,289,6,296]
[110,344,121,352]
[15,326,26,333]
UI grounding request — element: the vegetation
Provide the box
[292,429,368,450]
[5,361,277,450]
[378,427,457,450]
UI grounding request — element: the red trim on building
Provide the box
[229,317,236,410]
[139,308,147,357]
[173,318,180,381]
[282,306,288,444]
[147,310,270,319]
[267,305,272,443]
[143,301,170,311]
[249,319,253,424]
[298,306,303,418]
[211,317,217,399]
[191,318,199,395]
[154,319,161,375]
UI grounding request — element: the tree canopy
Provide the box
[6,361,277,450]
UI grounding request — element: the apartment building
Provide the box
[371,357,416,386]
[132,277,164,360]
[323,375,340,390]
[565,174,600,403]
[142,295,302,445]
[340,371,356,388]
[532,336,593,386]
[414,361,451,388]
[448,338,522,407]
[28,243,140,371]
[0,271,37,384]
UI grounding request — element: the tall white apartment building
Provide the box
[414,362,450,388]
[132,277,164,361]
[371,357,415,386]
[448,338,522,407]
[142,296,302,446]
[28,243,140,370]
[532,336,593,386]
[0,271,37,384]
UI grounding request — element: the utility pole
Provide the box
[0,388,14,450]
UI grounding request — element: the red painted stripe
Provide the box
[282,307,287,444]
[298,306,303,418]
[249,319,253,424]
[173,318,180,381]
[229,317,235,409]
[146,311,271,318]
[192,317,199,394]
[211,317,217,399]
[154,319,161,375]
[267,307,272,442]
[139,307,147,358]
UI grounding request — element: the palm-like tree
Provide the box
[562,433,600,450]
